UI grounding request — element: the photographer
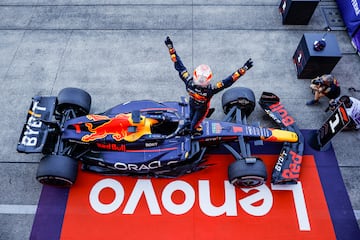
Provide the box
[306,74,340,105]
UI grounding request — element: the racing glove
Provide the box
[165,36,174,49]
[239,58,253,73]
[232,58,253,80]
[165,36,177,62]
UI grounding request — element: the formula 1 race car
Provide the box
[17,87,303,188]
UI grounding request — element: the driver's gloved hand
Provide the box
[237,58,253,75]
[165,36,174,50]
[165,36,176,62]
[242,58,253,71]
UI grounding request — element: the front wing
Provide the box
[259,92,304,184]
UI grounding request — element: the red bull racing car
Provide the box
[17,87,303,188]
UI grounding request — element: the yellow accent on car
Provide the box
[261,129,298,143]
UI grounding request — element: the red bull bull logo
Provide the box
[81,113,158,142]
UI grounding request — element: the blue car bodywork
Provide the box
[17,88,302,187]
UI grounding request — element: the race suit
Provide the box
[169,50,247,131]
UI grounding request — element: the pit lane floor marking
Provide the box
[0,204,359,221]
[355,210,360,221]
[0,204,37,214]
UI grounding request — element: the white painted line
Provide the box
[0,204,37,214]
[354,210,360,221]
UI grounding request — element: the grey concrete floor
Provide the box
[0,0,359,239]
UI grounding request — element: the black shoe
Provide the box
[306,99,319,105]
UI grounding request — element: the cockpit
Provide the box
[140,110,181,136]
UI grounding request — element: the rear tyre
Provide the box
[222,87,256,117]
[228,158,267,188]
[36,155,78,187]
[57,87,92,116]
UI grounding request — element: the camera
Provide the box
[311,78,323,86]
[325,100,338,112]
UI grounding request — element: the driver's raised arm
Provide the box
[165,36,191,84]
[212,58,253,94]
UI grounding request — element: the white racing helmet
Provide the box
[193,64,213,87]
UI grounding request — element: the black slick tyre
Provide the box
[36,155,78,187]
[228,158,267,188]
[57,87,92,115]
[222,87,256,117]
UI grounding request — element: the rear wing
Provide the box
[17,96,57,153]
[259,92,304,184]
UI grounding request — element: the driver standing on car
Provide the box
[164,36,253,135]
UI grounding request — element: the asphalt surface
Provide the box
[0,0,359,239]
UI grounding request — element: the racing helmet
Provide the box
[193,64,213,87]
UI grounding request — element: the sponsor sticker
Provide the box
[211,123,222,134]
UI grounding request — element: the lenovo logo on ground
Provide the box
[89,178,310,231]
[61,154,335,239]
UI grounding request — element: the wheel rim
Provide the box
[231,176,265,188]
[37,176,73,187]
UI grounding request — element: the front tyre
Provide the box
[36,155,78,187]
[222,87,256,117]
[228,158,267,188]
